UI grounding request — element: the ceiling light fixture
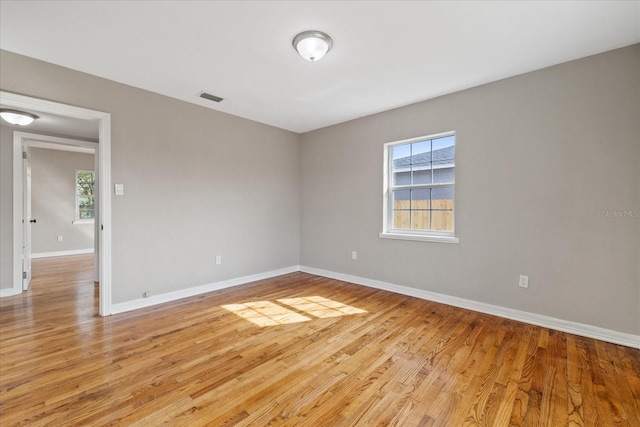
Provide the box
[0,109,39,126]
[293,30,333,62]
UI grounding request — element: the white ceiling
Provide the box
[1,1,638,134]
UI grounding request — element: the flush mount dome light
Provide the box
[0,109,39,126]
[293,30,333,62]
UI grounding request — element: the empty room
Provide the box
[0,1,638,426]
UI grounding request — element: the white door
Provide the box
[22,146,33,290]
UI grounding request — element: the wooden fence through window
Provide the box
[393,200,453,231]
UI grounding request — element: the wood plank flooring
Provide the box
[1,254,638,426]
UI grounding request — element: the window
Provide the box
[380,132,458,243]
[75,170,95,222]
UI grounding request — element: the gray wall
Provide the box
[1,45,638,336]
[301,45,640,335]
[0,49,301,301]
[30,147,95,254]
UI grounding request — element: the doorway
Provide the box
[21,136,98,292]
[1,91,113,316]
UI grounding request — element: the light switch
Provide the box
[114,184,124,195]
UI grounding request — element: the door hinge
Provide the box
[23,272,27,279]
[22,151,27,159]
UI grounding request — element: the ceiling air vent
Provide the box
[199,92,223,103]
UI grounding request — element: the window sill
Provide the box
[72,219,94,225]
[379,232,459,244]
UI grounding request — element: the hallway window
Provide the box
[76,170,95,220]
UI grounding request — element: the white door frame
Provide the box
[3,91,112,316]
[19,134,98,286]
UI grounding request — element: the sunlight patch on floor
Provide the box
[221,301,311,326]
[277,296,368,318]
[223,296,368,326]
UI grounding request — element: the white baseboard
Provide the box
[0,288,16,297]
[20,256,636,348]
[300,266,640,349]
[32,249,94,259]
[111,265,301,315]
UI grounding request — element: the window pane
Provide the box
[76,171,95,195]
[393,189,411,202]
[393,171,411,185]
[76,171,95,220]
[78,195,94,209]
[392,145,411,186]
[392,189,410,229]
[432,186,453,200]
[432,135,455,169]
[431,187,453,231]
[411,188,430,230]
[392,144,411,162]
[411,140,432,184]
[433,167,454,184]
[79,209,95,219]
[412,169,431,185]
[78,195,95,219]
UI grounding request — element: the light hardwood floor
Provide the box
[1,255,638,426]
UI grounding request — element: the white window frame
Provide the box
[380,131,459,244]
[74,169,95,224]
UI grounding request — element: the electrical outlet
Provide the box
[57,235,63,242]
[351,251,357,260]
[216,255,222,265]
[519,275,529,288]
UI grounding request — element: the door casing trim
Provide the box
[18,133,98,290]
[2,91,112,316]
